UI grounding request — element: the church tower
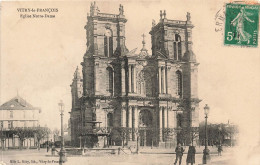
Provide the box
[70,66,83,111]
[70,66,83,146]
[149,11,200,145]
[79,3,130,145]
[82,2,128,96]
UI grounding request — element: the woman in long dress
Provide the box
[231,7,255,44]
[186,145,196,165]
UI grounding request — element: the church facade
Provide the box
[70,2,200,148]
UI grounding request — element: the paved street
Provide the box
[0,147,234,165]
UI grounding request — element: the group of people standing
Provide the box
[173,143,223,165]
[174,144,196,165]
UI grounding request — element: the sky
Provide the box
[0,1,260,162]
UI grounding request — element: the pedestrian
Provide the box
[218,145,223,156]
[47,144,50,152]
[174,143,185,165]
[186,145,196,165]
[51,146,56,156]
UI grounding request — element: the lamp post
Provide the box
[203,104,210,164]
[58,100,67,165]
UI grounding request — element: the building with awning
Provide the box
[0,95,41,149]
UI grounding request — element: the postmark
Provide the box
[224,3,259,47]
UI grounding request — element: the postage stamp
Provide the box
[224,3,259,47]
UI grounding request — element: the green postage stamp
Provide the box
[224,3,259,47]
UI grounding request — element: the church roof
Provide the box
[0,95,40,110]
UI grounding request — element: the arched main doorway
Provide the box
[176,113,183,145]
[139,109,154,146]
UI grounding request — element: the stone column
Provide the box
[163,67,166,94]
[158,67,161,94]
[128,65,131,93]
[162,108,165,141]
[112,70,115,95]
[133,65,136,93]
[164,107,168,143]
[164,107,168,130]
[134,107,139,129]
[161,67,164,93]
[128,107,132,140]
[133,107,139,141]
[121,65,125,94]
[159,107,163,141]
[176,41,179,60]
[165,67,168,94]
[121,107,126,127]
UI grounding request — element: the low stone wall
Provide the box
[84,148,117,155]
[65,148,117,156]
[66,148,84,155]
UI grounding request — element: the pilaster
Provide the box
[121,107,126,127]
[158,66,161,94]
[128,65,131,93]
[159,107,163,141]
[128,106,132,140]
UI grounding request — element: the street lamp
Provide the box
[203,104,210,164]
[58,100,67,165]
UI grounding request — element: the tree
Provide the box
[35,127,51,150]
[199,122,238,146]
[190,127,199,146]
[53,128,60,142]
[0,130,7,150]
[13,127,32,150]
[110,127,127,147]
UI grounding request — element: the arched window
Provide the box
[107,113,113,127]
[104,29,113,57]
[137,71,145,95]
[174,34,182,61]
[139,109,153,127]
[176,70,182,97]
[106,67,114,95]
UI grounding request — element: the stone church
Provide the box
[70,2,200,148]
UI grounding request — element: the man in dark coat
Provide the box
[174,143,185,165]
[218,145,223,156]
[186,145,196,165]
